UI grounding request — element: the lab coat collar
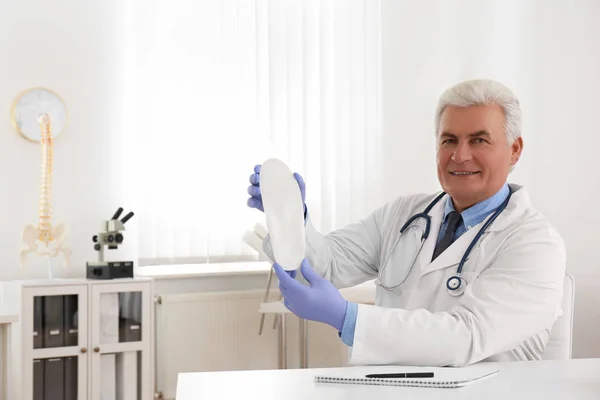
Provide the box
[485,183,529,232]
[416,196,445,275]
[443,183,510,231]
[420,183,530,275]
[443,183,529,233]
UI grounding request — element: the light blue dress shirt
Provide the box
[339,183,510,346]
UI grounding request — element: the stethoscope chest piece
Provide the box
[446,275,466,296]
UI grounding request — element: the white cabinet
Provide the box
[0,277,154,400]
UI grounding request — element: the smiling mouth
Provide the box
[449,171,480,176]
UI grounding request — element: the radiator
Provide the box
[154,290,348,399]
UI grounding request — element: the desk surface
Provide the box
[176,358,600,400]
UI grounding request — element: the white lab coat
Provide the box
[263,183,566,367]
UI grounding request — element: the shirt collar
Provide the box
[443,183,510,230]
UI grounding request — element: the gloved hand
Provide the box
[273,258,348,332]
[247,164,306,213]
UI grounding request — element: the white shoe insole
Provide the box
[260,158,305,271]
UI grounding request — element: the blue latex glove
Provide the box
[247,164,306,213]
[273,258,348,332]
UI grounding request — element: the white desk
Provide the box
[176,358,600,400]
[0,314,18,400]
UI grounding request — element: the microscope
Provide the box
[86,207,135,279]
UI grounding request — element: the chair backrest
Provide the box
[543,274,574,360]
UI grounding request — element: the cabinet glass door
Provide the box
[32,356,78,400]
[33,293,79,349]
[90,282,152,400]
[98,291,143,345]
[25,285,88,400]
[97,351,143,400]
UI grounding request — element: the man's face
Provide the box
[436,104,523,212]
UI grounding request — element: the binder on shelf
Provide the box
[33,359,44,400]
[44,358,65,400]
[33,296,44,348]
[64,294,79,346]
[43,295,65,347]
[64,356,78,400]
[120,318,142,342]
[119,292,142,342]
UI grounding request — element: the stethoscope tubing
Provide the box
[377,187,514,293]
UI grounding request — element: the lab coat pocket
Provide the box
[376,226,424,291]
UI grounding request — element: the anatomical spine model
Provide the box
[20,113,71,271]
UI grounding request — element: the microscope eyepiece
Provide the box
[112,207,124,220]
[121,211,134,224]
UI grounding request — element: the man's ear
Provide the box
[510,137,523,165]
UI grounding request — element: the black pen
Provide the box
[365,372,434,379]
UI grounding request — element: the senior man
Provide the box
[247,79,566,367]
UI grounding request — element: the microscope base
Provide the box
[86,261,134,280]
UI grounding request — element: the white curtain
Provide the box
[123,0,383,266]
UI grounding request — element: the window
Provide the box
[123,0,383,266]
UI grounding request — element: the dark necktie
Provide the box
[432,211,463,261]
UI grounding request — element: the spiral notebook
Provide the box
[314,367,499,389]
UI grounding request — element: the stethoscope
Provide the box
[376,186,513,296]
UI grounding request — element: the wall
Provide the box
[381,0,600,358]
[0,0,134,280]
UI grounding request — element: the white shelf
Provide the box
[137,261,272,279]
[4,277,152,287]
[1,277,154,400]
[0,315,18,324]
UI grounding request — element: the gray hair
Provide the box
[434,79,522,145]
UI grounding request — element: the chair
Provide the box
[543,273,575,360]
